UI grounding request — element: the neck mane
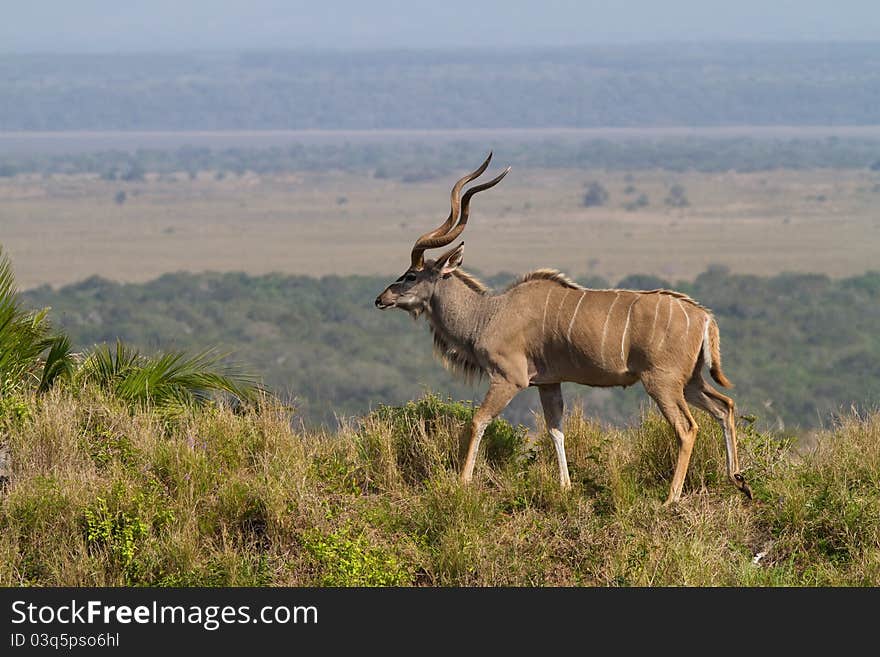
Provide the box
[504,268,583,292]
[426,271,490,383]
[451,269,490,294]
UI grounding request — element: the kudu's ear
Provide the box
[436,242,465,277]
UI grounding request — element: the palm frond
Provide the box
[79,341,264,410]
[37,334,76,393]
[0,247,55,392]
[1,247,265,407]
[76,339,141,388]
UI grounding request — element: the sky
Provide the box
[2,0,879,52]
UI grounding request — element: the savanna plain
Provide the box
[3,166,879,289]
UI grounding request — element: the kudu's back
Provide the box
[486,275,719,390]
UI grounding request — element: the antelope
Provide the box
[375,153,751,505]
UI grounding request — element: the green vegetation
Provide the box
[0,247,260,415]
[76,341,261,416]
[1,389,878,586]
[0,248,72,399]
[23,268,880,430]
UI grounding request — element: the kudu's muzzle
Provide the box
[375,288,395,309]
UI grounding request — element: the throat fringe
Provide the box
[430,328,484,383]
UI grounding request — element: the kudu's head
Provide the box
[375,153,510,317]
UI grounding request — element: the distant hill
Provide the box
[3,43,880,130]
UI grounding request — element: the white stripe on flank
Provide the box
[566,292,586,343]
[599,292,621,368]
[555,289,571,335]
[657,295,672,349]
[702,318,713,371]
[676,298,690,335]
[541,289,553,341]
[648,294,661,343]
[620,297,637,364]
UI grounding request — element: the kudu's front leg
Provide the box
[460,381,522,483]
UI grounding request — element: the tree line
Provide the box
[4,137,880,181]
[3,43,880,130]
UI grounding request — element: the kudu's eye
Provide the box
[404,273,417,282]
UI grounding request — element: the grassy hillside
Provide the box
[1,390,878,586]
[23,268,880,430]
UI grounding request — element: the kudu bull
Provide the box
[375,153,751,504]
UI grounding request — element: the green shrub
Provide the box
[302,527,412,586]
[83,497,148,583]
[367,394,529,484]
[82,483,174,584]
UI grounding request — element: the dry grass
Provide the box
[1,390,878,586]
[3,168,880,290]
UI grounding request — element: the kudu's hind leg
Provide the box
[685,376,752,499]
[538,384,572,489]
[460,381,522,484]
[644,377,699,505]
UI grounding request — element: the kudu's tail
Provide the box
[702,317,733,388]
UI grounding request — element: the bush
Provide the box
[665,184,689,207]
[302,527,412,586]
[583,181,609,207]
[358,394,528,491]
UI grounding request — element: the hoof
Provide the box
[733,473,753,500]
